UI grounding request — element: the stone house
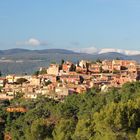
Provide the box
[60,74,81,84]
[76,66,87,74]
[6,75,15,84]
[112,60,122,71]
[79,60,90,68]
[76,85,88,94]
[62,61,74,72]
[40,74,57,83]
[24,93,38,99]
[112,60,137,71]
[121,60,136,67]
[40,86,50,95]
[0,94,14,100]
[29,76,41,86]
[0,78,6,87]
[22,85,36,93]
[55,86,69,98]
[89,63,101,73]
[102,60,112,72]
[47,64,59,75]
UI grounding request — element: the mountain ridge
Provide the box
[0,48,77,55]
[1,48,140,56]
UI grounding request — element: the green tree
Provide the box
[61,59,65,65]
[0,71,2,77]
[121,82,140,101]
[53,118,76,140]
[93,100,140,139]
[105,87,121,103]
[136,128,140,140]
[33,70,39,76]
[26,118,54,140]
[73,119,95,140]
[39,69,47,75]
[96,58,102,63]
[59,59,65,70]
[16,78,28,85]
[69,64,76,71]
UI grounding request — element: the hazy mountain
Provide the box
[0,48,139,75]
[1,48,31,55]
[0,51,3,55]
[0,48,76,55]
[33,49,77,54]
[130,54,140,62]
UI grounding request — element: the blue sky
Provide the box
[0,0,140,51]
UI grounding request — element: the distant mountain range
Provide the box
[0,48,75,55]
[0,48,140,75]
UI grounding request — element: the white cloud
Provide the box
[98,48,124,54]
[16,38,48,47]
[26,38,40,46]
[121,50,140,55]
[99,48,140,55]
[74,46,99,54]
[73,47,140,56]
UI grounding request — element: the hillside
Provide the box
[0,48,139,75]
[1,81,140,139]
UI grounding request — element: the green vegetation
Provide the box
[1,81,140,139]
[69,64,76,72]
[33,69,47,76]
[16,78,28,85]
[0,70,2,77]
[96,58,102,63]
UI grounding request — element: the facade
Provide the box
[102,60,112,72]
[6,75,15,84]
[89,63,101,73]
[0,78,6,87]
[62,61,73,72]
[30,76,41,86]
[47,64,59,75]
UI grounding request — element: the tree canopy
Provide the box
[1,81,140,140]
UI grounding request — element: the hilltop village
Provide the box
[0,59,140,101]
